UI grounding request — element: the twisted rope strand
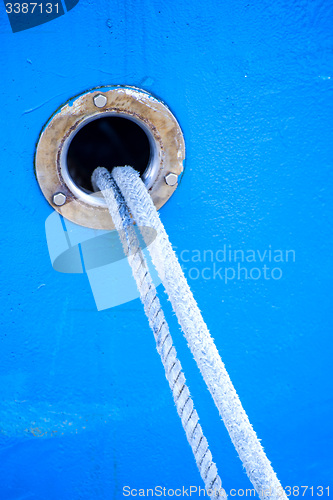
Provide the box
[112,166,287,500]
[92,167,227,500]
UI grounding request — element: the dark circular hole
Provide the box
[66,116,151,192]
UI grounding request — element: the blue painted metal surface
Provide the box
[0,1,332,498]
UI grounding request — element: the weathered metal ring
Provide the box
[35,86,185,229]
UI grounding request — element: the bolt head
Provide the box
[53,192,67,206]
[165,172,178,186]
[93,93,107,108]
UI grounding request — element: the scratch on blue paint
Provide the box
[23,94,65,115]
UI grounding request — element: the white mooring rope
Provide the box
[92,168,226,499]
[93,166,287,500]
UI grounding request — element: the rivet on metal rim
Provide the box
[53,192,67,206]
[93,94,107,108]
[165,173,178,186]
